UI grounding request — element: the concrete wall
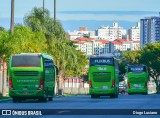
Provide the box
[63,88,89,94]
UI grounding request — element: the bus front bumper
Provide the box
[9,90,45,98]
[128,88,148,94]
[89,88,116,95]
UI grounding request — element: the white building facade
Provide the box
[96,22,127,41]
[129,22,140,41]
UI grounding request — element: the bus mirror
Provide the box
[55,66,58,75]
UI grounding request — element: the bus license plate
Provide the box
[103,86,108,89]
[134,84,141,88]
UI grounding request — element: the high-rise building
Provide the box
[128,22,140,41]
[140,16,160,47]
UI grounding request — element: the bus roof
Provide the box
[128,64,146,67]
[12,53,54,60]
[90,56,114,59]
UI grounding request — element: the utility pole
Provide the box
[43,0,45,17]
[10,0,14,34]
[54,0,56,26]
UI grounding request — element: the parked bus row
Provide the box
[8,53,149,102]
[88,56,149,99]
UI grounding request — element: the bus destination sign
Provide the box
[90,58,113,66]
[128,66,146,72]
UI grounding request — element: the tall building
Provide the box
[140,16,160,47]
[129,22,140,41]
[96,22,127,41]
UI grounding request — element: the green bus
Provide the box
[8,53,58,102]
[127,65,148,95]
[89,56,119,98]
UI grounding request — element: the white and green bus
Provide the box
[89,56,119,98]
[8,53,58,102]
[127,65,148,95]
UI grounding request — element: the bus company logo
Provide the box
[131,67,143,71]
[95,59,110,63]
[98,67,107,71]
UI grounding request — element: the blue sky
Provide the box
[0,0,160,31]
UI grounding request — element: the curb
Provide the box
[0,98,12,102]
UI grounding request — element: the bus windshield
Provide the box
[93,72,111,82]
[12,55,41,67]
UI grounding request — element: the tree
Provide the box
[123,50,141,65]
[3,25,47,59]
[0,29,10,96]
[118,57,127,82]
[139,43,160,93]
[117,51,141,82]
[24,7,88,95]
[0,29,9,58]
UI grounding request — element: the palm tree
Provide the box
[10,0,14,34]
[24,7,88,95]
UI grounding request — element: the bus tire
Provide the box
[128,93,133,95]
[110,94,116,98]
[38,97,47,102]
[48,97,53,101]
[12,98,17,103]
[143,93,148,95]
[18,99,22,103]
[91,95,99,98]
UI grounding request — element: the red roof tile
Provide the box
[99,40,109,44]
[111,41,122,45]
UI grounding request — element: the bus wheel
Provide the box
[143,93,148,95]
[128,93,133,95]
[12,98,17,103]
[91,95,99,98]
[18,99,22,103]
[48,97,53,101]
[110,94,116,98]
[38,97,47,102]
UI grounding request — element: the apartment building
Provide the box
[140,16,160,47]
[110,38,140,52]
[128,22,140,41]
[73,38,110,57]
[96,22,127,41]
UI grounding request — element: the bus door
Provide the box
[44,59,54,95]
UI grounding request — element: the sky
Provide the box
[0,0,160,31]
